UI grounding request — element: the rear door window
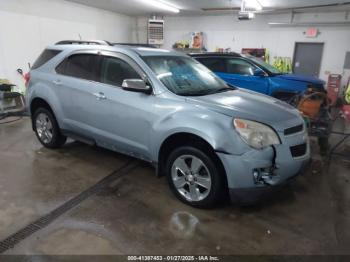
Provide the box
[57,54,100,81]
[196,57,226,73]
[55,59,68,75]
[100,56,141,87]
[32,49,62,70]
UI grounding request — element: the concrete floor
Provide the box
[0,118,349,255]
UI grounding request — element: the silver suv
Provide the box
[26,40,310,208]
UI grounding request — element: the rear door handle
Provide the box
[53,80,62,86]
[93,92,107,100]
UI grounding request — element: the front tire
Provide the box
[33,108,66,149]
[166,146,226,208]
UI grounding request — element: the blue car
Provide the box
[190,53,326,101]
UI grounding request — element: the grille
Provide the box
[290,143,307,158]
[284,124,304,136]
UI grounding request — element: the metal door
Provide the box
[293,42,324,77]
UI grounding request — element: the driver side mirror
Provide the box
[122,79,152,94]
[254,68,266,77]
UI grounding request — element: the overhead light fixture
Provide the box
[238,0,261,20]
[238,12,255,20]
[244,0,263,11]
[139,0,180,13]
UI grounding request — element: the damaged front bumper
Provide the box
[228,159,310,205]
[217,132,311,204]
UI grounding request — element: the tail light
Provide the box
[24,73,30,88]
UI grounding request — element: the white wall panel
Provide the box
[0,0,134,90]
[134,13,350,82]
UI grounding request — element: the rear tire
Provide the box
[166,146,226,208]
[33,108,66,149]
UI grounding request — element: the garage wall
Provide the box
[0,0,135,91]
[134,12,350,82]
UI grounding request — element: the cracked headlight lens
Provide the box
[233,118,281,149]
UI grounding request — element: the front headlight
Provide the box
[233,118,281,149]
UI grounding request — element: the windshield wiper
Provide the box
[227,83,237,89]
[176,91,209,96]
[206,88,232,95]
[177,87,232,97]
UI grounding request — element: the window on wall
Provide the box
[226,58,256,75]
[100,56,141,87]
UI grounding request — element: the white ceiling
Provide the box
[66,0,350,16]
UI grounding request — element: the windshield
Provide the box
[245,55,282,75]
[142,56,232,96]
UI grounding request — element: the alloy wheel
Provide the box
[171,154,212,202]
[35,113,53,144]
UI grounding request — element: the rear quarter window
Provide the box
[56,54,100,82]
[32,49,62,70]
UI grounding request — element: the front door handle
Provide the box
[93,92,107,100]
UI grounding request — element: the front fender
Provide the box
[150,106,250,161]
[269,77,308,95]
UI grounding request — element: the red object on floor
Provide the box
[342,105,350,122]
[327,74,342,105]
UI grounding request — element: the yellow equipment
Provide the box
[345,81,350,104]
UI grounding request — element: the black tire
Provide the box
[33,108,66,149]
[165,146,226,208]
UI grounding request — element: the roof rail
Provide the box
[188,52,242,57]
[55,40,112,46]
[113,43,157,48]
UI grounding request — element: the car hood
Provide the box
[277,74,325,85]
[186,89,303,131]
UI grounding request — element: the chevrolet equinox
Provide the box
[26,41,310,208]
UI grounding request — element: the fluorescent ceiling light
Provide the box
[248,12,255,18]
[139,0,180,13]
[244,0,263,11]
